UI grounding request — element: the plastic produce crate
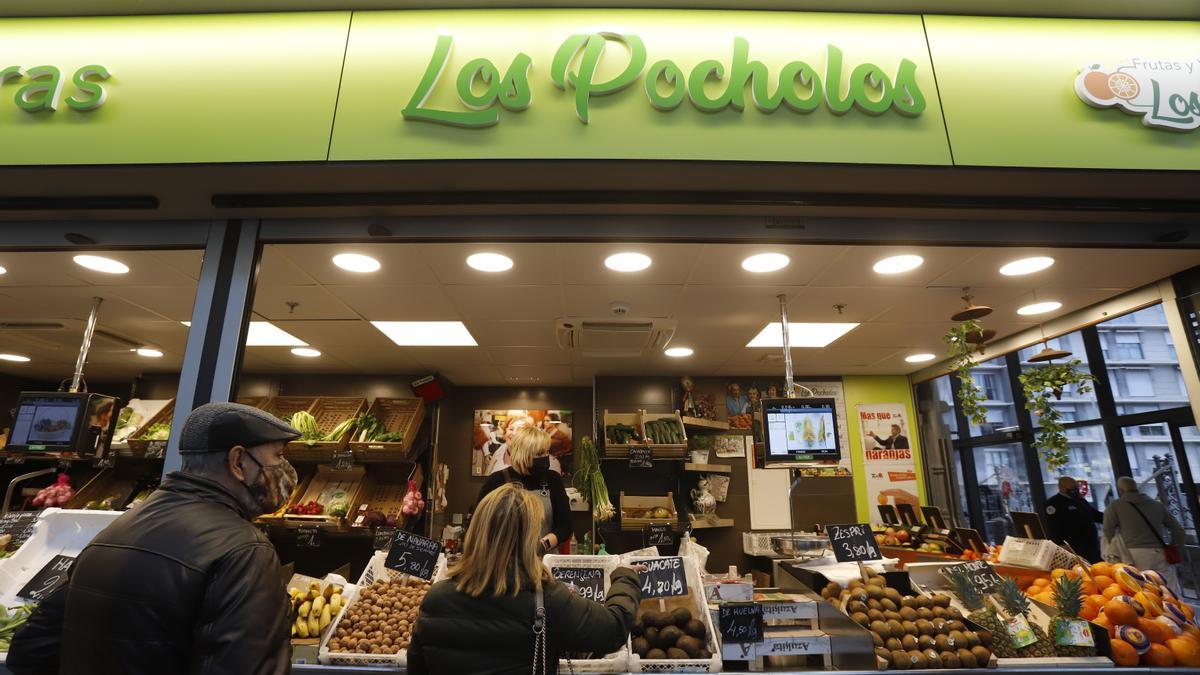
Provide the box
[625,554,722,673]
[545,554,628,673]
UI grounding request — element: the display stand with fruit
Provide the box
[626,554,722,672]
[544,554,630,673]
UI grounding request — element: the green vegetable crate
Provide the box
[347,397,425,462]
[126,399,175,458]
[602,410,688,459]
[283,464,365,527]
[278,397,367,462]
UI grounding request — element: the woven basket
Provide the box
[348,398,425,462]
[281,397,365,462]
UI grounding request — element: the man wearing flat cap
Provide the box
[8,402,301,675]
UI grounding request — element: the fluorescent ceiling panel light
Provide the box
[371,321,478,346]
[73,255,129,274]
[0,265,6,275]
[604,252,652,272]
[466,252,514,272]
[245,322,307,346]
[905,353,936,363]
[746,322,859,348]
[135,347,163,358]
[332,253,381,273]
[1000,256,1055,276]
[291,347,322,358]
[1017,301,1063,316]
[872,254,924,275]
[664,347,694,358]
[0,353,31,362]
[741,253,790,273]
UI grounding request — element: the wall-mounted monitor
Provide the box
[761,397,841,467]
[5,392,117,457]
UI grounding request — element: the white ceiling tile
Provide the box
[443,285,564,321]
[471,320,558,347]
[109,287,198,322]
[253,285,358,321]
[326,285,461,321]
[563,285,683,318]
[487,346,572,366]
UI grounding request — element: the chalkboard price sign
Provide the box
[628,446,653,468]
[945,560,1002,594]
[384,530,443,580]
[647,523,674,548]
[638,556,689,599]
[0,511,39,552]
[17,554,74,602]
[552,566,606,602]
[297,526,321,548]
[373,526,397,551]
[719,602,764,644]
[826,523,882,563]
[331,449,354,471]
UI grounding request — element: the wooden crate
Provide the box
[263,396,318,421]
[235,396,270,410]
[602,410,688,459]
[348,397,425,461]
[348,465,424,529]
[619,491,677,531]
[64,469,139,510]
[283,464,366,527]
[126,399,175,458]
[283,397,366,462]
[257,465,315,524]
[602,410,642,457]
[640,410,688,457]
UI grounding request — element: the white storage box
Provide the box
[545,554,628,673]
[997,536,1070,570]
[626,554,722,673]
[0,508,122,606]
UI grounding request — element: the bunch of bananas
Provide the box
[290,580,344,639]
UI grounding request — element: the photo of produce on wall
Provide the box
[472,409,574,476]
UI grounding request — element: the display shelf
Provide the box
[285,447,420,464]
[683,462,731,473]
[688,514,734,529]
[680,416,729,431]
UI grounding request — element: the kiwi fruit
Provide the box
[632,637,650,656]
[867,599,884,611]
[850,589,870,603]
[887,620,905,638]
[884,588,903,603]
[950,630,967,649]
[886,638,903,652]
[868,609,885,622]
[918,635,935,651]
[933,594,951,608]
[868,574,886,585]
[848,600,868,614]
[867,586,885,601]
[908,649,928,669]
[901,621,918,637]
[851,612,870,627]
[672,608,692,627]
[884,611,903,623]
[876,647,893,665]
[957,648,978,669]
[916,607,934,621]
[934,634,950,652]
[900,596,917,609]
[932,606,948,619]
[899,607,919,622]
[848,579,864,590]
[924,648,943,669]
[915,619,933,636]
[643,627,660,649]
[941,651,960,669]
[916,595,932,610]
[976,628,993,647]
[948,620,966,634]
[870,620,890,638]
[890,651,910,670]
[646,648,666,660]
[683,619,706,640]
[972,646,991,664]
[658,625,683,649]
[965,631,981,648]
[880,598,899,613]
[901,635,918,651]
[948,608,964,621]
[871,632,884,648]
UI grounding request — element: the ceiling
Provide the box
[0,242,1196,387]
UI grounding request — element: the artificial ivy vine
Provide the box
[1018,359,1095,472]
[942,320,989,426]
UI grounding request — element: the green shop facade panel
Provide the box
[329,9,952,165]
[0,13,350,165]
[926,15,1200,171]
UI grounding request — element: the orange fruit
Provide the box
[1106,600,1141,626]
[1104,585,1125,600]
[1034,592,1055,606]
[1135,592,1163,617]
[1095,614,1117,639]
[1143,643,1176,667]
[1093,575,1115,589]
[1080,599,1100,621]
[1111,639,1139,667]
[1092,562,1115,578]
[1051,568,1071,580]
[1167,637,1200,667]
[1139,617,1173,644]
[1184,626,1200,643]
[1080,580,1099,596]
[1090,593,1109,607]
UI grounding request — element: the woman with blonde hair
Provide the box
[477,426,572,554]
[408,483,641,674]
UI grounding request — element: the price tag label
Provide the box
[647,523,674,548]
[1054,618,1096,647]
[943,560,1002,595]
[552,566,605,602]
[297,525,321,548]
[1006,614,1038,649]
[384,530,442,580]
[719,602,764,644]
[0,511,39,552]
[638,556,689,599]
[17,554,74,602]
[332,449,354,471]
[373,526,397,551]
[628,445,653,468]
[825,523,882,563]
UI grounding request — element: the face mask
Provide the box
[1067,488,1081,499]
[242,451,298,515]
[532,456,551,471]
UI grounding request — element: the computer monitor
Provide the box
[6,392,117,457]
[761,397,840,467]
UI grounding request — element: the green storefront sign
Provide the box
[0,10,1194,169]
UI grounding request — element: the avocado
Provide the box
[666,647,688,659]
[643,627,659,649]
[676,635,702,658]
[645,648,666,660]
[631,618,645,637]
[632,637,650,656]
[658,625,683,650]
[683,618,706,640]
[671,607,692,626]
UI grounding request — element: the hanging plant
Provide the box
[943,320,990,426]
[1018,360,1096,472]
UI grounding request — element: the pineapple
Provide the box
[946,569,1015,658]
[1050,575,1096,657]
[995,577,1055,658]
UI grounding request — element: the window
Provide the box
[1121,369,1155,397]
[977,373,999,401]
[1111,331,1145,360]
[1138,424,1167,437]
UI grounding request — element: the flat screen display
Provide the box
[7,393,90,453]
[762,397,840,464]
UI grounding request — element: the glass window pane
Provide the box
[970,443,1035,544]
[916,375,958,442]
[1100,305,1190,414]
[1019,330,1101,423]
[1124,426,1195,535]
[1037,424,1116,538]
[968,356,1020,437]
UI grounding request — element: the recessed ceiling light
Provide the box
[291,347,322,358]
[332,253,381,273]
[604,252,652,272]
[0,353,31,362]
[73,254,129,274]
[0,265,6,275]
[664,347,694,358]
[371,321,478,346]
[872,254,924,275]
[905,353,936,363]
[135,347,163,358]
[747,322,860,348]
[1017,301,1063,316]
[742,253,790,273]
[466,252,514,272]
[1000,256,1055,276]
[245,322,307,346]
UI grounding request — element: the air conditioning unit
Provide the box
[555,317,677,358]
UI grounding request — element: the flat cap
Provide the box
[179,401,300,454]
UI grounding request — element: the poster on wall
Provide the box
[472,409,573,476]
[714,435,748,458]
[858,403,920,523]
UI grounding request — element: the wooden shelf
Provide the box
[684,462,731,474]
[681,416,729,431]
[689,515,735,529]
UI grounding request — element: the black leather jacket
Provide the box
[7,472,291,675]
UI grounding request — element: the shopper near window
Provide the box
[1043,476,1103,563]
[476,426,572,554]
[409,483,641,675]
[1103,476,1185,595]
[8,402,300,675]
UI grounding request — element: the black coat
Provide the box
[1043,492,1103,563]
[408,567,641,675]
[7,472,291,675]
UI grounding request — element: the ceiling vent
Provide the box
[555,317,677,358]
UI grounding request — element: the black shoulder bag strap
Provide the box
[1128,502,1167,547]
